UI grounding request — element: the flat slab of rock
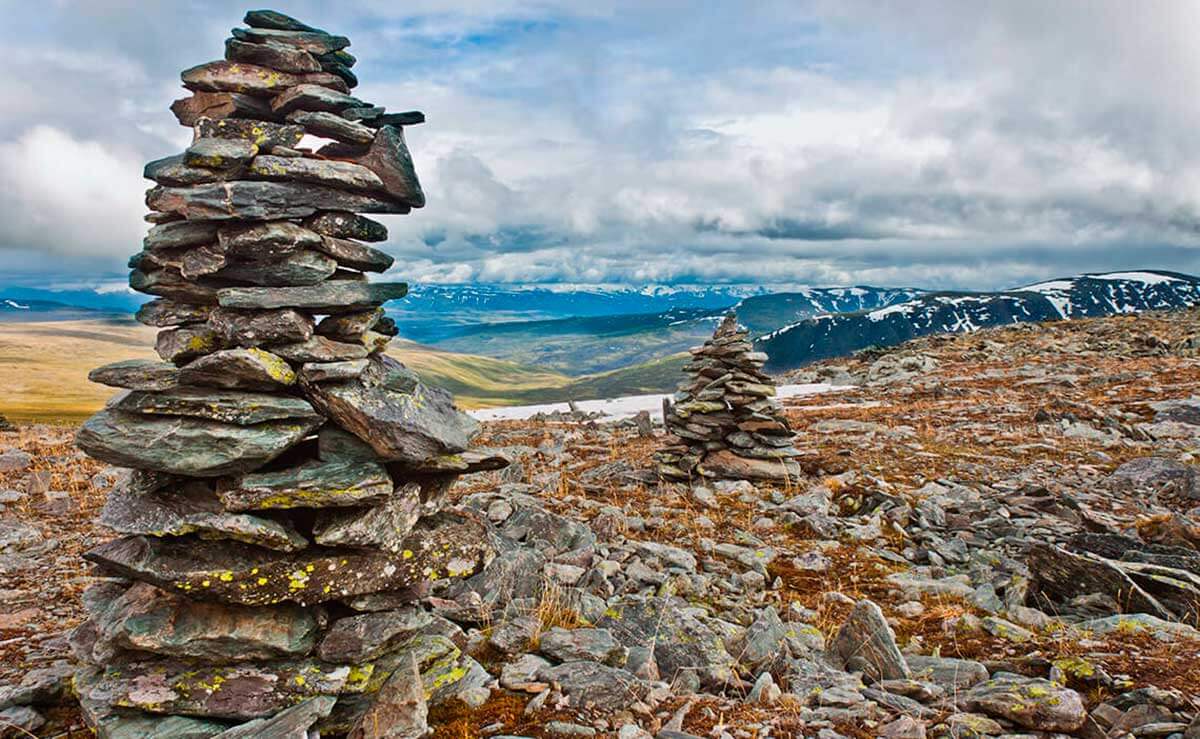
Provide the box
[218,459,393,511]
[178,348,297,391]
[288,110,375,144]
[111,387,320,426]
[215,696,336,738]
[99,475,308,552]
[85,513,493,606]
[302,354,478,463]
[209,307,314,346]
[196,118,305,150]
[76,408,318,477]
[270,84,363,115]
[272,335,369,363]
[137,299,214,327]
[538,627,627,667]
[249,155,383,191]
[76,657,356,721]
[214,249,337,286]
[218,220,323,258]
[303,211,387,242]
[314,236,394,272]
[171,90,278,126]
[89,360,180,391]
[147,182,409,221]
[217,281,408,311]
[697,449,802,482]
[84,581,317,662]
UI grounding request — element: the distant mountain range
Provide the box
[4,272,1197,384]
[757,270,1200,370]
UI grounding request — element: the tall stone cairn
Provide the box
[72,10,507,737]
[655,313,802,482]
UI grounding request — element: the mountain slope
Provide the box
[733,286,924,335]
[758,270,1200,370]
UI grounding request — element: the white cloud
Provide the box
[0,0,1198,290]
[0,126,146,258]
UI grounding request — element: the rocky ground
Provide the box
[3,308,1200,738]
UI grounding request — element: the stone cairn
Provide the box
[655,313,802,482]
[72,10,507,737]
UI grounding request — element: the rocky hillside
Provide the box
[2,308,1200,737]
[759,270,1200,370]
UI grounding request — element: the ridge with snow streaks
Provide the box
[757,270,1200,370]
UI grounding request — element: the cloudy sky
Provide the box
[1,0,1197,290]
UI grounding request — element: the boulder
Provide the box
[302,354,478,463]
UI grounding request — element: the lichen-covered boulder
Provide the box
[84,512,495,606]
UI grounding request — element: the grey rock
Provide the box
[180,60,344,96]
[313,481,422,551]
[143,219,220,251]
[0,705,44,736]
[147,181,408,221]
[828,599,909,681]
[288,110,375,144]
[962,673,1086,732]
[301,359,369,383]
[84,581,317,663]
[596,596,734,690]
[318,607,430,663]
[302,354,478,463]
[323,125,424,207]
[906,655,989,691]
[184,137,257,169]
[1108,456,1200,500]
[195,118,305,150]
[0,451,31,474]
[490,615,541,655]
[111,387,319,426]
[217,220,323,258]
[155,324,226,363]
[249,155,384,191]
[136,299,214,327]
[99,475,308,551]
[208,307,314,346]
[214,249,337,286]
[218,459,393,511]
[303,211,388,242]
[214,695,336,738]
[223,37,321,74]
[84,513,493,606]
[217,281,408,310]
[178,347,297,390]
[76,408,318,477]
[314,236,395,275]
[538,627,627,667]
[272,335,370,362]
[88,360,180,391]
[537,660,649,712]
[347,656,427,739]
[270,83,363,115]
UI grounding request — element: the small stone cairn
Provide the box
[656,313,802,482]
[72,10,506,736]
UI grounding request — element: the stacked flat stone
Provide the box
[656,313,802,482]
[72,10,506,737]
